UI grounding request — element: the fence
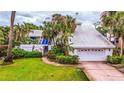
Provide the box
[20,44,43,52]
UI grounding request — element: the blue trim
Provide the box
[41,39,48,45]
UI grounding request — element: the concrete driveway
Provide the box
[79,62,124,81]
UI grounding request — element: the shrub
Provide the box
[56,55,79,64]
[12,48,26,58]
[24,51,42,58]
[51,46,63,55]
[47,46,79,64]
[0,49,6,57]
[0,45,8,57]
[47,46,64,61]
[107,56,122,64]
[47,50,56,61]
[12,48,42,59]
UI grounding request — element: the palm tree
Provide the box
[114,12,124,56]
[0,26,10,44]
[53,14,76,55]
[56,31,74,55]
[100,11,116,41]
[4,11,16,64]
[0,29,4,44]
[42,21,55,45]
[14,22,33,45]
[42,14,76,56]
[100,11,124,56]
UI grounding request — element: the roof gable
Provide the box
[71,23,115,48]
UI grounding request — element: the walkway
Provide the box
[79,62,124,81]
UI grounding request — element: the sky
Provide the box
[0,11,102,26]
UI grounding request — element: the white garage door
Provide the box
[77,49,106,61]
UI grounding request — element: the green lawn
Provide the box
[0,58,88,81]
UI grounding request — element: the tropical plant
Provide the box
[0,29,4,44]
[13,22,41,45]
[100,11,124,56]
[100,11,117,41]
[114,12,124,56]
[42,14,76,56]
[0,26,10,44]
[55,15,76,55]
[4,11,16,64]
[96,25,108,36]
[42,21,55,45]
[107,55,122,64]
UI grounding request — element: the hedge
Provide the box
[12,48,42,59]
[56,55,79,64]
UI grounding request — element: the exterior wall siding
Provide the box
[20,44,52,53]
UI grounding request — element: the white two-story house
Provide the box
[20,22,115,61]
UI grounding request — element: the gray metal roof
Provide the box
[28,30,42,37]
[71,23,115,49]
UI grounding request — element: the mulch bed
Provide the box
[42,57,79,67]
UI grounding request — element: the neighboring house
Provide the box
[106,33,119,45]
[106,33,123,49]
[70,23,115,61]
[20,30,52,53]
[28,30,42,41]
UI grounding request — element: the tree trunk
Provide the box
[109,28,112,42]
[52,38,55,46]
[109,33,112,42]
[64,51,69,56]
[32,44,35,51]
[4,11,16,64]
[120,37,123,56]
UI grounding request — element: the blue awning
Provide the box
[41,39,48,45]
